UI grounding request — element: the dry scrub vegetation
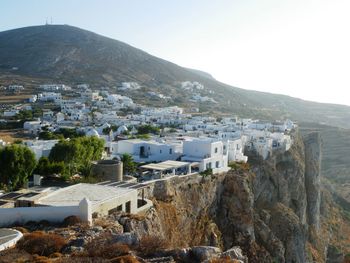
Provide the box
[17,231,67,257]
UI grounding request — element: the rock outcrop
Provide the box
[115,130,330,262]
[304,132,322,233]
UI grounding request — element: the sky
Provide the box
[1,0,350,106]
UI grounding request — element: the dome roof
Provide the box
[117,125,128,134]
[86,128,100,137]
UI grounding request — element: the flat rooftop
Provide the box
[36,183,135,206]
[0,229,21,246]
[141,160,190,171]
[121,139,170,146]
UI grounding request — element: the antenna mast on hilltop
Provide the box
[51,17,53,24]
[45,18,48,25]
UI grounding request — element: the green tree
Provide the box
[16,110,33,121]
[120,153,136,175]
[49,136,104,177]
[54,128,82,139]
[137,125,160,135]
[0,144,37,189]
[102,127,112,135]
[39,131,63,140]
[34,157,66,177]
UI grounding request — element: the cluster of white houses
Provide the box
[0,81,298,228]
[21,116,295,175]
[1,81,297,175]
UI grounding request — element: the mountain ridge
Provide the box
[1,24,350,128]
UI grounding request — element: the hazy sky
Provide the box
[1,0,350,105]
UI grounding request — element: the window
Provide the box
[215,147,218,153]
[169,148,172,154]
[216,161,220,168]
[125,201,131,213]
[160,150,162,153]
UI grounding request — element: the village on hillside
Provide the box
[0,81,296,229]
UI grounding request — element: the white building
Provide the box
[3,110,19,117]
[37,92,62,103]
[24,140,59,160]
[23,121,42,134]
[181,81,204,91]
[107,94,134,108]
[225,139,248,163]
[118,82,140,91]
[8,85,24,92]
[81,90,101,102]
[39,84,71,91]
[28,95,37,103]
[77,84,89,90]
[191,94,217,103]
[116,139,182,163]
[181,138,229,174]
[56,112,65,123]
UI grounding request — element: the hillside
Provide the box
[1,24,350,128]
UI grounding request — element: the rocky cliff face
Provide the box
[116,131,346,262]
[249,132,323,262]
[304,132,322,233]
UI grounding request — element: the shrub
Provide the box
[0,248,33,263]
[85,233,130,259]
[110,255,140,263]
[200,168,212,178]
[49,252,63,258]
[209,257,240,263]
[137,235,169,257]
[32,255,51,263]
[17,231,67,256]
[100,244,130,259]
[62,215,82,226]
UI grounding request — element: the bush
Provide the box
[110,255,140,263]
[17,231,67,256]
[85,233,130,259]
[200,168,213,178]
[49,252,63,258]
[62,215,82,227]
[137,235,169,257]
[137,125,160,135]
[228,161,250,172]
[209,257,240,263]
[32,255,51,263]
[0,248,33,263]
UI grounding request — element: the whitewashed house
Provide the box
[23,121,42,135]
[56,112,65,123]
[81,90,101,102]
[39,84,71,91]
[24,140,59,160]
[38,92,62,103]
[181,138,229,174]
[118,82,140,91]
[116,139,182,163]
[244,130,273,160]
[107,94,134,108]
[3,110,19,117]
[270,132,292,151]
[225,139,248,163]
[29,95,37,103]
[8,85,24,92]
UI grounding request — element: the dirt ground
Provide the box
[0,129,32,143]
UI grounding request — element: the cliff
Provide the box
[114,131,350,262]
